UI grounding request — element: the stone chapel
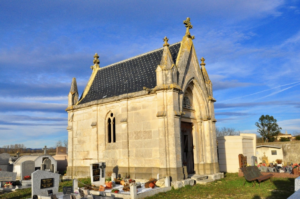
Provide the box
[66,18,219,181]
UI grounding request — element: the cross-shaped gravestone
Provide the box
[99,163,106,177]
[43,146,47,155]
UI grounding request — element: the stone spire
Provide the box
[156,36,178,86]
[200,57,210,83]
[160,36,174,68]
[183,17,195,39]
[68,77,79,106]
[91,53,100,71]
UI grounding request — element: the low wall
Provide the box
[257,141,300,164]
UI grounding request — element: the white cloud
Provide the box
[278,118,300,132]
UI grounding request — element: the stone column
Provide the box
[197,119,205,175]
[66,111,74,177]
[203,119,213,174]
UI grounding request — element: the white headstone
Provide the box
[251,156,257,166]
[73,179,78,191]
[295,176,300,191]
[157,174,159,180]
[130,182,137,199]
[111,173,116,181]
[31,170,60,197]
[165,176,170,187]
[90,162,105,186]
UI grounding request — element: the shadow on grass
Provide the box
[249,177,294,199]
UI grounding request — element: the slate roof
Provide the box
[78,42,181,104]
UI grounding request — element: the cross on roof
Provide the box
[91,53,100,70]
[200,57,206,66]
[183,17,193,29]
[163,36,169,47]
[93,53,100,65]
[183,17,195,39]
[43,145,47,155]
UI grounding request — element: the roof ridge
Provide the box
[100,42,181,70]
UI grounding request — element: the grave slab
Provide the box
[0,171,17,181]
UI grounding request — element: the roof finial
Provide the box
[183,17,195,39]
[91,53,100,70]
[163,36,169,47]
[93,53,100,65]
[200,57,206,66]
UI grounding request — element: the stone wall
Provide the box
[257,141,300,164]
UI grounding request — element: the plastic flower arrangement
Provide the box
[24,175,31,180]
[4,182,12,187]
[292,163,299,169]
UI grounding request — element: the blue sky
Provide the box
[0,0,299,148]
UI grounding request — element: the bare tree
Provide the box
[216,127,239,137]
[63,140,68,148]
[56,140,63,147]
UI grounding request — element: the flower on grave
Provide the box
[24,175,31,180]
[292,163,299,169]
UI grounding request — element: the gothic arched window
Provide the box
[107,113,116,143]
[183,96,191,109]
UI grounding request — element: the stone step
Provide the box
[196,179,214,185]
[190,175,208,181]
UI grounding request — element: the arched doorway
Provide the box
[181,88,195,174]
[181,122,194,174]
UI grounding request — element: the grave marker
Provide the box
[21,160,35,180]
[63,186,73,194]
[251,156,257,166]
[56,147,67,155]
[0,171,16,181]
[238,154,247,168]
[295,176,300,192]
[31,170,60,197]
[90,162,105,186]
[43,159,51,170]
[0,153,12,172]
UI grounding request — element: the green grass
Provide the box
[146,173,294,199]
[0,174,295,199]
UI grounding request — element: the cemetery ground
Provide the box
[0,173,294,199]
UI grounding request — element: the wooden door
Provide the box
[181,122,194,174]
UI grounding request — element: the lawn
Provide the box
[146,173,295,199]
[0,173,295,199]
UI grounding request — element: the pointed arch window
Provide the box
[183,96,192,109]
[107,113,116,143]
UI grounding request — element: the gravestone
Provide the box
[31,170,60,197]
[73,179,78,191]
[90,162,105,186]
[21,160,35,181]
[63,186,73,194]
[0,153,12,172]
[295,176,300,192]
[56,147,67,155]
[111,173,116,181]
[238,154,247,168]
[0,171,17,181]
[43,159,51,170]
[251,156,257,166]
